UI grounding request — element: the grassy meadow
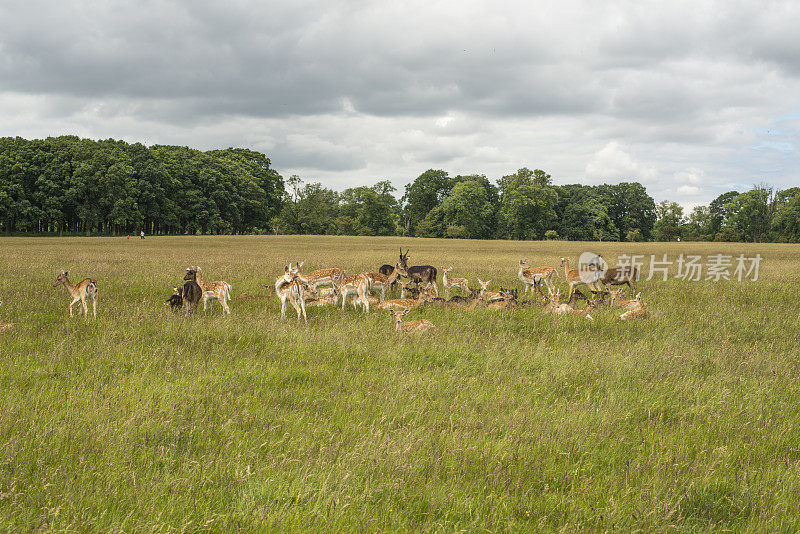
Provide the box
[1,235,800,532]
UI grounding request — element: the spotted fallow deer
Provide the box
[477,279,504,302]
[295,265,345,298]
[518,259,557,299]
[619,293,647,320]
[365,264,404,302]
[441,267,470,297]
[560,257,602,300]
[334,273,372,312]
[53,270,98,318]
[185,266,231,315]
[609,288,640,310]
[274,264,309,322]
[388,308,436,334]
[376,284,434,310]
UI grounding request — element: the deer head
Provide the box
[53,271,68,287]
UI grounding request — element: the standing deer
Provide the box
[274,264,309,321]
[599,264,638,294]
[366,264,404,302]
[518,259,558,299]
[399,248,439,296]
[53,271,98,318]
[560,257,602,301]
[441,267,469,297]
[185,266,231,315]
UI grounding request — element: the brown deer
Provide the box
[399,248,439,296]
[185,266,231,315]
[388,308,436,334]
[518,259,558,299]
[599,264,638,294]
[334,273,372,312]
[560,257,602,300]
[274,264,309,321]
[477,279,504,302]
[295,266,346,298]
[53,271,98,318]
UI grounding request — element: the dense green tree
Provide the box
[497,168,558,240]
[727,185,775,243]
[654,200,684,241]
[401,169,452,235]
[439,177,496,239]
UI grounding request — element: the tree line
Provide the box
[1,136,796,242]
[0,136,283,236]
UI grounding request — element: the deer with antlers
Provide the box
[53,270,98,318]
[441,267,470,297]
[387,308,436,334]
[518,259,558,299]
[399,248,439,296]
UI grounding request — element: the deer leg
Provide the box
[69,297,80,317]
[281,296,288,318]
[221,296,231,315]
[92,294,97,318]
[290,293,302,320]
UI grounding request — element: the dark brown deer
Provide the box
[600,264,638,294]
[399,248,439,296]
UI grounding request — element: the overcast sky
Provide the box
[1,0,798,207]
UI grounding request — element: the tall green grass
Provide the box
[1,236,799,531]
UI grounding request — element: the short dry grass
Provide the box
[1,236,799,532]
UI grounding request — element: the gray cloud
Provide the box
[1,0,799,206]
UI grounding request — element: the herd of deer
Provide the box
[30,248,647,335]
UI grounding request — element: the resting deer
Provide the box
[560,257,602,301]
[477,279,504,302]
[518,259,557,299]
[570,299,597,321]
[185,266,231,315]
[609,288,639,310]
[53,271,98,318]
[441,267,470,297]
[543,289,571,315]
[388,308,436,334]
[619,293,647,320]
[334,273,372,312]
[377,285,434,310]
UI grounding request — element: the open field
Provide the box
[2,235,800,531]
